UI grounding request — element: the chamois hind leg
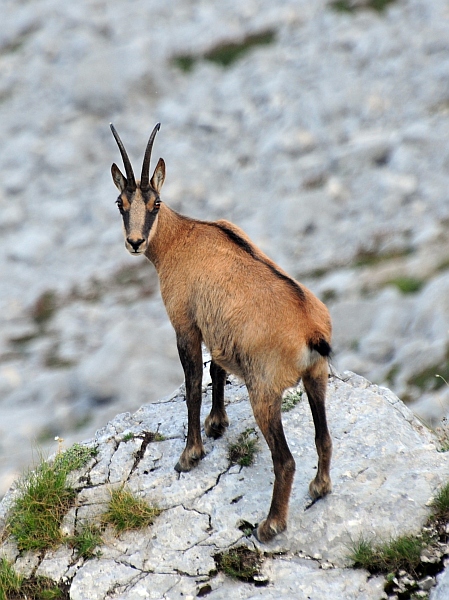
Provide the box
[249,390,296,543]
[204,361,229,439]
[303,359,332,500]
[175,329,206,472]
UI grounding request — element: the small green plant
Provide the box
[122,432,135,442]
[7,444,97,552]
[349,532,428,575]
[0,558,67,599]
[203,30,275,67]
[69,524,103,560]
[330,0,397,13]
[172,55,196,73]
[21,577,67,599]
[282,390,303,412]
[172,29,275,72]
[435,416,449,452]
[0,557,22,598]
[214,546,263,581]
[53,443,98,473]
[430,481,449,521]
[102,487,161,533]
[228,429,259,467]
[388,276,424,294]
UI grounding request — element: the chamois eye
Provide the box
[116,199,124,213]
[154,199,161,209]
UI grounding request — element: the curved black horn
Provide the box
[110,124,136,191]
[140,123,161,190]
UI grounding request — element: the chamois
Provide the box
[110,123,332,542]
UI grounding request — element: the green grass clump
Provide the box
[430,481,449,521]
[21,577,66,599]
[214,546,263,581]
[7,445,97,552]
[53,444,98,473]
[204,30,275,67]
[228,429,259,467]
[0,558,22,598]
[69,524,103,560]
[349,533,428,575]
[0,558,67,599]
[172,29,275,72]
[102,487,161,533]
[8,461,76,552]
[282,390,303,412]
[388,276,424,294]
[330,0,397,13]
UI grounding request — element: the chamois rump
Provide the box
[110,123,332,542]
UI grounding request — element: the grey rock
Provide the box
[1,372,448,598]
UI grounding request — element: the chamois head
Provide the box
[110,123,166,256]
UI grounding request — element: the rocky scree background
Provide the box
[2,0,449,494]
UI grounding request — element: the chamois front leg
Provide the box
[175,330,206,472]
[204,361,229,439]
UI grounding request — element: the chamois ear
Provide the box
[111,163,127,192]
[150,158,165,193]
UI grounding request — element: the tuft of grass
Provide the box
[430,481,449,521]
[349,533,428,575]
[0,557,22,598]
[172,29,276,72]
[353,248,412,268]
[0,558,68,599]
[330,0,397,13]
[69,524,103,560]
[53,443,98,473]
[102,487,161,533]
[7,445,97,552]
[214,546,263,581]
[8,461,76,552]
[172,55,196,73]
[282,390,303,412]
[204,30,275,67]
[228,429,259,467]
[388,276,424,294]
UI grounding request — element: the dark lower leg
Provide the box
[251,399,296,542]
[303,368,332,498]
[175,332,205,472]
[205,361,229,438]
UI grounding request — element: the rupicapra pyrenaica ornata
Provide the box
[110,123,332,542]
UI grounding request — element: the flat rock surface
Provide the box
[1,371,448,599]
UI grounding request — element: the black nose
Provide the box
[127,237,145,251]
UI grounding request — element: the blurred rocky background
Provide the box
[1,0,449,496]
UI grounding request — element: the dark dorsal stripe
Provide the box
[213,223,306,303]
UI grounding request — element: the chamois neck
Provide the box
[144,203,194,270]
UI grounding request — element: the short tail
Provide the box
[309,337,332,358]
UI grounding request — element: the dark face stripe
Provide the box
[212,223,306,303]
[142,205,160,238]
